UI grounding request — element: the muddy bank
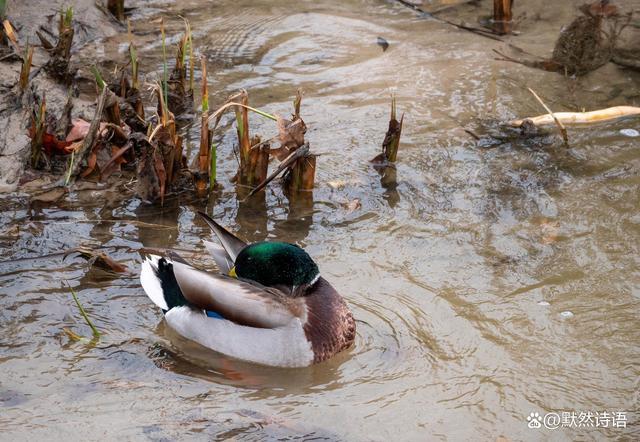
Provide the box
[0,0,119,191]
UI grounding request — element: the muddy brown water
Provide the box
[1,0,640,440]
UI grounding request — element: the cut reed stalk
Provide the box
[492,0,513,35]
[19,44,33,92]
[281,90,314,193]
[127,22,144,120]
[196,112,211,194]
[149,82,184,204]
[55,7,74,60]
[91,66,121,126]
[196,57,214,194]
[165,20,194,115]
[285,153,316,193]
[30,94,46,168]
[187,23,195,94]
[234,91,270,188]
[372,95,404,164]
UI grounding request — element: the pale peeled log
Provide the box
[509,106,640,127]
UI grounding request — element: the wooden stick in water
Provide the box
[509,106,640,127]
[527,87,568,147]
[493,0,513,35]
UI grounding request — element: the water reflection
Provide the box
[234,186,269,242]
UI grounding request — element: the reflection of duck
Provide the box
[140,212,355,367]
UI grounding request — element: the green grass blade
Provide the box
[66,281,101,339]
[90,65,106,90]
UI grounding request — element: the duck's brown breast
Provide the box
[303,277,356,364]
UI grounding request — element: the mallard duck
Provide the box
[140,212,356,367]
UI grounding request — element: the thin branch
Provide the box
[392,0,504,42]
[527,87,569,147]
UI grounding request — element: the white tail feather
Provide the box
[140,255,169,311]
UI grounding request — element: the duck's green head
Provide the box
[233,242,319,288]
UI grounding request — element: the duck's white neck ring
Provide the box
[309,272,321,286]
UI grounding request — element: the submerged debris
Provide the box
[63,246,129,273]
[527,88,569,147]
[495,1,630,76]
[376,36,389,52]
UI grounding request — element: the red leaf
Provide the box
[42,132,73,155]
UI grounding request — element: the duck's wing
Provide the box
[171,260,302,328]
[203,240,234,274]
[197,212,246,262]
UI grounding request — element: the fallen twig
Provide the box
[391,0,504,42]
[527,87,568,147]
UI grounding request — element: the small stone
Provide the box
[560,311,574,318]
[538,301,550,306]
[620,129,639,137]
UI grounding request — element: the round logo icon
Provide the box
[544,412,561,430]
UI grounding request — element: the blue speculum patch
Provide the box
[206,310,224,319]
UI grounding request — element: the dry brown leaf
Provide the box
[63,247,129,273]
[275,116,306,161]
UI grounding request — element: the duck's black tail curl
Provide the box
[140,255,188,313]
